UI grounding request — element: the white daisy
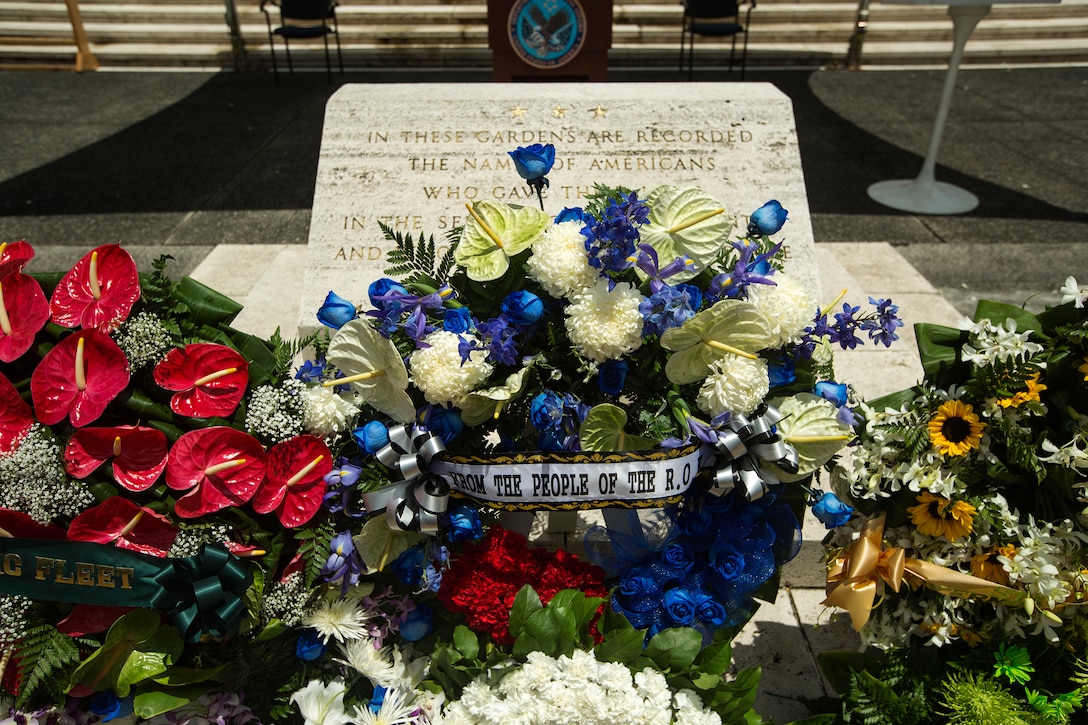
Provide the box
[302,598,371,644]
[352,687,421,725]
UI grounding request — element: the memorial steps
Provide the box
[1,0,1087,70]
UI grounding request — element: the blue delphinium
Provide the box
[294,357,326,384]
[640,283,702,336]
[530,391,588,451]
[583,191,649,272]
[861,296,904,347]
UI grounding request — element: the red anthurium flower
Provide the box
[154,343,249,418]
[0,273,49,363]
[50,243,140,333]
[252,435,332,528]
[67,496,177,557]
[0,507,64,539]
[57,604,135,636]
[0,240,35,280]
[166,427,266,519]
[31,329,130,427]
[0,372,33,454]
[65,425,168,491]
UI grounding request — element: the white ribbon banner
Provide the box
[430,445,709,510]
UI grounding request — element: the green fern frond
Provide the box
[380,223,456,288]
[13,624,89,708]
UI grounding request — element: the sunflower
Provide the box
[997,372,1047,409]
[928,399,985,456]
[908,491,976,541]
[970,544,1017,586]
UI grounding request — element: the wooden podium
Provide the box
[488,0,612,82]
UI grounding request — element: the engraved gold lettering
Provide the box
[410,157,448,171]
[341,216,365,230]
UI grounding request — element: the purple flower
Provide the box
[509,143,556,183]
[317,290,357,329]
[501,290,545,326]
[597,359,629,395]
[295,357,325,383]
[582,192,648,272]
[634,244,695,293]
[862,296,903,347]
[748,200,789,236]
[810,490,854,529]
[323,531,364,593]
[706,241,780,302]
[640,283,701,335]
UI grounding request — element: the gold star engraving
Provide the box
[510,104,527,118]
[551,104,567,118]
[589,104,607,118]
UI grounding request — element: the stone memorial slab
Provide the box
[300,83,817,334]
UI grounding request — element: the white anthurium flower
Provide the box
[455,200,548,281]
[326,318,415,423]
[767,393,853,482]
[459,364,533,426]
[290,679,352,725]
[659,299,773,385]
[639,185,735,280]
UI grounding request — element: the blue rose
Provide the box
[677,283,703,313]
[767,357,796,388]
[811,491,854,529]
[423,405,463,443]
[710,542,746,583]
[501,291,544,326]
[89,692,133,722]
[443,307,474,333]
[555,207,592,224]
[662,540,695,577]
[618,567,658,598]
[353,420,389,455]
[295,629,327,661]
[662,588,697,626]
[695,594,727,626]
[748,200,789,236]
[400,603,435,641]
[443,504,483,542]
[316,290,357,330]
[368,278,408,309]
[814,381,849,408]
[597,359,629,396]
[508,143,556,183]
[391,546,426,587]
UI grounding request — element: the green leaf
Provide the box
[580,404,656,452]
[14,625,84,708]
[151,664,226,686]
[133,685,210,719]
[693,671,724,690]
[353,517,426,573]
[517,609,561,656]
[176,276,243,327]
[639,185,735,277]
[974,299,1043,335]
[69,609,178,697]
[714,665,762,724]
[453,625,480,661]
[645,627,702,672]
[508,584,543,639]
[817,649,885,697]
[661,299,773,384]
[455,201,548,281]
[695,639,733,677]
[594,628,647,666]
[915,322,966,382]
[783,716,837,725]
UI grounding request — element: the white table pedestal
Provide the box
[868,4,990,214]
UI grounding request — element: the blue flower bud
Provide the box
[316,290,357,330]
[555,207,592,225]
[811,491,854,529]
[508,143,556,183]
[767,357,796,388]
[422,405,463,443]
[353,420,389,454]
[368,278,408,309]
[814,381,849,408]
[501,290,545,326]
[748,200,789,236]
[295,629,327,661]
[597,359,629,396]
[89,692,134,722]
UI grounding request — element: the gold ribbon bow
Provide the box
[823,513,1025,631]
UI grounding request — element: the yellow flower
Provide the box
[997,372,1047,408]
[1079,356,1088,382]
[970,544,1017,586]
[908,491,977,542]
[928,400,985,456]
[959,628,982,647]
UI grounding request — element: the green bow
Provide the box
[150,544,252,643]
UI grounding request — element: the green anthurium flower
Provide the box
[639,186,735,278]
[459,364,533,426]
[766,393,852,482]
[455,200,549,281]
[326,318,415,423]
[660,299,774,385]
[580,404,656,452]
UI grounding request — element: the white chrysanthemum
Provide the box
[352,687,420,725]
[744,273,817,348]
[302,598,371,644]
[565,279,645,362]
[337,637,404,688]
[526,220,599,299]
[409,330,493,406]
[696,354,769,417]
[301,385,359,438]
